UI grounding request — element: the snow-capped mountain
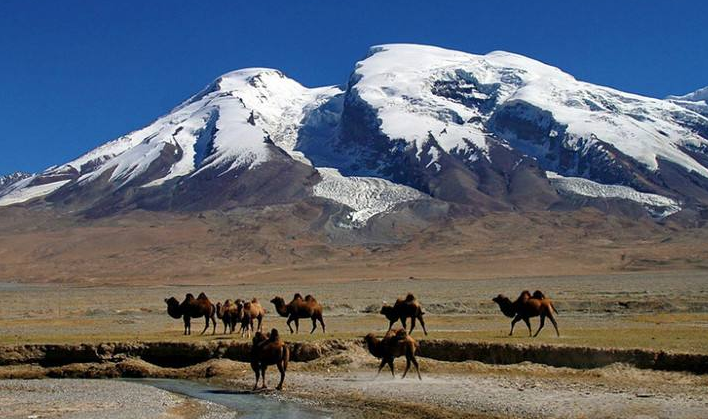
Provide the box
[0,171,32,190]
[667,86,708,118]
[2,44,708,224]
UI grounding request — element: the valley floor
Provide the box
[1,272,707,418]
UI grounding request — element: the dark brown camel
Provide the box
[216,299,239,334]
[492,290,559,337]
[237,298,266,338]
[364,328,422,380]
[380,293,428,335]
[270,293,325,334]
[250,328,289,391]
[164,292,217,335]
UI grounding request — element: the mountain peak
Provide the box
[2,44,707,225]
[667,85,708,103]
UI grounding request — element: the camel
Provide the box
[164,292,217,335]
[216,299,239,334]
[250,328,289,391]
[492,290,559,337]
[364,328,422,380]
[236,298,266,338]
[380,293,428,335]
[270,293,325,334]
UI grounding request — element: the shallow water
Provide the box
[132,378,332,419]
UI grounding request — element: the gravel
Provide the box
[0,379,233,419]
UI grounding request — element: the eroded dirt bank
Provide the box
[1,339,707,419]
[1,339,706,375]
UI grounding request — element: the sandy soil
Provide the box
[1,272,707,352]
[1,207,708,285]
[0,379,232,419]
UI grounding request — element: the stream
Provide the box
[131,378,333,418]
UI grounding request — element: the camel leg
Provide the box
[310,317,317,334]
[200,315,210,335]
[387,320,395,331]
[549,313,560,337]
[412,355,421,380]
[418,314,428,335]
[509,315,522,336]
[409,317,416,334]
[211,313,217,335]
[534,314,546,337]
[294,318,300,334]
[276,361,286,390]
[286,316,295,334]
[523,317,532,337]
[318,314,326,333]
[260,365,268,389]
[376,358,387,378]
[400,317,407,331]
[402,357,411,379]
[183,317,191,335]
[251,362,260,391]
[387,359,395,378]
[256,316,263,333]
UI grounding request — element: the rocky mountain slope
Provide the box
[2,44,708,226]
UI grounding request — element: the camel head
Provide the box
[252,330,269,346]
[364,333,383,357]
[216,302,225,319]
[165,297,182,319]
[235,299,245,319]
[380,304,397,321]
[270,296,290,317]
[492,294,516,318]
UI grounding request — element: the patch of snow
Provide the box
[313,167,428,227]
[352,44,708,177]
[0,177,70,206]
[546,171,681,218]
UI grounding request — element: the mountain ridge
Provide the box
[2,44,708,227]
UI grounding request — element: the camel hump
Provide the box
[293,293,303,300]
[405,293,416,302]
[251,297,259,304]
[519,290,532,300]
[304,294,316,302]
[185,293,195,300]
[394,328,408,340]
[197,292,208,300]
[532,290,546,300]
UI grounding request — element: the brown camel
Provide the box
[250,328,289,391]
[492,290,559,337]
[237,298,266,338]
[216,299,239,334]
[364,328,422,380]
[270,293,325,334]
[164,292,217,335]
[380,293,428,335]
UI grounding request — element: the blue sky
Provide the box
[1,0,707,175]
